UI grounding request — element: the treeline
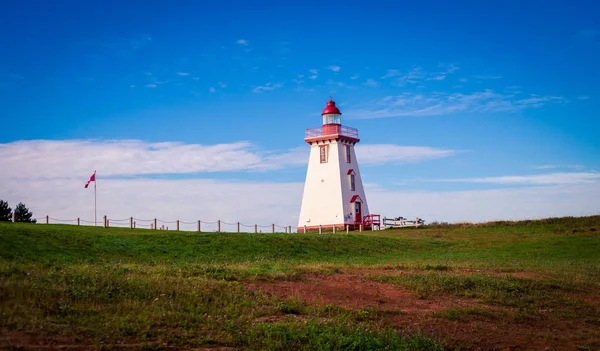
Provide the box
[0,199,36,223]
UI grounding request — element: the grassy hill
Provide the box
[1,215,599,350]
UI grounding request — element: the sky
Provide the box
[1,0,599,229]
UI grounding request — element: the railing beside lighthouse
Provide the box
[305,125,359,140]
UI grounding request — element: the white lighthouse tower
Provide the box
[297,97,378,233]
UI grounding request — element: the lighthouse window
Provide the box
[350,173,356,191]
[320,145,328,163]
[345,145,351,163]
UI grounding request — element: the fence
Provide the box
[29,215,295,233]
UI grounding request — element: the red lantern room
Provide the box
[322,97,342,125]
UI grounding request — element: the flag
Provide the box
[84,172,96,188]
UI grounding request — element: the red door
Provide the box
[354,202,362,223]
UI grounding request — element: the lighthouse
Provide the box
[297,97,378,232]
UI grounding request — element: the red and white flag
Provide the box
[84,171,96,188]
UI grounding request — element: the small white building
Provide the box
[297,97,379,232]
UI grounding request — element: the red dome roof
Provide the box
[321,98,342,115]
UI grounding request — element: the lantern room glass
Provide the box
[322,113,341,125]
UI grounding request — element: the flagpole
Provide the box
[94,170,97,226]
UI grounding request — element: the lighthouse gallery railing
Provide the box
[305,125,359,139]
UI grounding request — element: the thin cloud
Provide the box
[533,165,585,171]
[252,82,283,93]
[356,145,458,165]
[434,172,600,185]
[146,84,157,88]
[363,79,379,87]
[177,72,190,76]
[474,75,503,79]
[345,90,566,119]
[426,75,446,81]
[577,29,600,41]
[209,87,216,93]
[578,96,589,100]
[328,65,341,72]
[236,39,248,46]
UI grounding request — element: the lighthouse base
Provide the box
[296,223,357,233]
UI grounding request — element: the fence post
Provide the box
[359,224,362,232]
[77,217,80,226]
[46,215,49,224]
[289,225,292,233]
[130,217,133,229]
[346,225,349,234]
[134,221,136,229]
[272,224,275,233]
[217,220,221,232]
[333,225,336,234]
[254,224,257,233]
[103,215,107,228]
[176,220,180,231]
[383,217,386,230]
[371,223,374,231]
[12,212,15,222]
[154,218,157,230]
[237,222,240,233]
[319,225,322,234]
[304,225,307,233]
[197,220,201,232]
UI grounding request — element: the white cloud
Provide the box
[252,82,283,93]
[192,77,200,81]
[0,140,458,183]
[2,176,598,230]
[1,177,304,230]
[236,39,248,46]
[309,69,318,74]
[345,90,566,119]
[146,84,157,88]
[459,78,468,82]
[578,96,589,100]
[308,75,318,80]
[209,87,216,93]
[0,140,461,228]
[218,82,227,88]
[434,172,600,185]
[328,65,341,72]
[368,182,600,223]
[177,72,190,76]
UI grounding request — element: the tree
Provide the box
[0,200,11,222]
[13,202,36,223]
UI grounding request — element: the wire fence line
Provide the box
[31,215,296,233]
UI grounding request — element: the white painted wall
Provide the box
[297,139,370,229]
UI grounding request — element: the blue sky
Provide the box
[1,0,599,225]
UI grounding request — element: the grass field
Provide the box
[1,216,599,350]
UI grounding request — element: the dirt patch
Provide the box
[246,272,480,313]
[0,330,238,350]
[245,270,600,351]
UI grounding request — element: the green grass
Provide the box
[1,215,600,350]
